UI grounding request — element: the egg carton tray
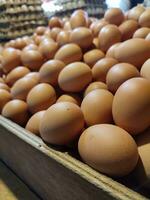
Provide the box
[0,115,149,200]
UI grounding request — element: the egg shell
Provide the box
[114,38,150,69]
[49,17,62,28]
[25,110,45,136]
[112,78,150,135]
[58,62,92,92]
[38,40,58,60]
[133,27,150,38]
[119,20,139,41]
[35,26,47,35]
[127,5,145,21]
[84,81,107,97]
[2,99,29,126]
[56,31,70,47]
[106,63,140,93]
[40,102,84,145]
[70,13,88,29]
[11,77,38,101]
[0,89,12,113]
[21,50,44,71]
[6,66,30,86]
[139,10,150,28]
[70,27,93,49]
[27,83,56,114]
[81,89,113,126]
[98,24,122,52]
[2,48,22,73]
[39,60,65,86]
[56,93,81,106]
[83,49,105,68]
[54,43,82,65]
[0,83,10,91]
[78,124,139,177]
[104,8,124,26]
[140,59,150,80]
[92,57,118,82]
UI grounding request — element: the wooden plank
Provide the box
[0,116,148,200]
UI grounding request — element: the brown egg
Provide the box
[2,48,21,73]
[106,63,140,93]
[21,50,44,71]
[83,49,105,68]
[27,83,56,114]
[54,43,82,65]
[58,62,92,92]
[70,12,88,29]
[119,20,138,41]
[56,30,70,47]
[15,38,26,49]
[114,38,150,69]
[112,78,150,135]
[70,27,93,49]
[6,66,30,86]
[145,32,150,41]
[44,28,52,38]
[23,44,38,51]
[92,57,118,82]
[25,72,40,83]
[127,5,145,21]
[92,20,109,37]
[106,43,121,58]
[40,102,84,145]
[78,124,139,177]
[0,89,12,113]
[139,10,150,28]
[133,27,150,38]
[35,26,47,35]
[25,110,46,136]
[84,82,107,97]
[56,93,81,106]
[140,59,150,80]
[33,34,44,46]
[48,17,62,28]
[38,40,58,60]
[63,21,72,31]
[50,27,61,41]
[98,25,121,52]
[39,60,65,86]
[2,99,29,126]
[11,77,38,100]
[81,89,113,126]
[93,37,99,48]
[104,8,124,26]
[0,83,10,91]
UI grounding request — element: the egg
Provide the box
[63,21,72,31]
[35,26,47,35]
[70,27,93,49]
[114,38,150,69]
[56,30,70,47]
[25,110,46,136]
[40,102,84,145]
[104,8,124,26]
[56,93,81,106]
[58,62,92,92]
[27,83,56,114]
[140,59,150,80]
[23,44,38,51]
[0,89,12,113]
[106,63,140,93]
[119,20,138,41]
[84,82,107,97]
[6,66,30,86]
[50,28,62,41]
[81,89,113,126]
[2,99,29,126]
[49,17,62,28]
[0,83,10,91]
[133,27,150,38]
[91,20,108,37]
[54,43,82,65]
[112,78,150,135]
[21,50,44,71]
[33,34,44,46]
[106,43,121,58]
[2,48,21,73]
[139,10,150,28]
[78,124,139,177]
[127,5,145,21]
[39,60,65,86]
[25,72,40,84]
[70,12,88,29]
[38,40,58,60]
[15,38,26,49]
[93,37,99,48]
[11,77,38,100]
[92,57,118,82]
[98,25,121,52]
[83,49,105,68]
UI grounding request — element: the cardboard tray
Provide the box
[0,115,148,200]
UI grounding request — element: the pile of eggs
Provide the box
[0,5,150,183]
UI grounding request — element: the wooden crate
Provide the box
[0,116,148,200]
